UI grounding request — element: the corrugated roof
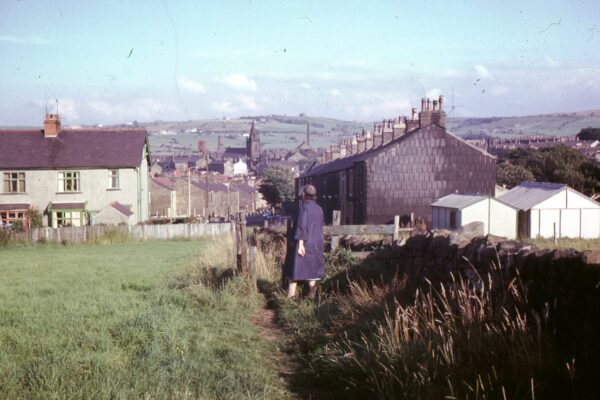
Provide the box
[431,194,487,209]
[497,182,566,210]
[0,128,148,169]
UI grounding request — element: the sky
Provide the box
[1,0,600,126]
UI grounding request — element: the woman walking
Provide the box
[286,184,324,299]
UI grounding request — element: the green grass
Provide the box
[0,239,290,399]
[526,237,600,251]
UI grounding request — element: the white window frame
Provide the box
[58,171,80,192]
[3,172,26,193]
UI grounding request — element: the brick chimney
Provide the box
[393,117,406,137]
[372,125,383,147]
[331,144,340,160]
[339,139,347,158]
[431,95,447,128]
[365,130,373,150]
[382,119,394,144]
[357,132,366,153]
[349,135,358,155]
[44,114,61,138]
[419,97,433,129]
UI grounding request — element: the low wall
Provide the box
[10,223,232,244]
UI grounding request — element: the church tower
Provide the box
[246,120,260,170]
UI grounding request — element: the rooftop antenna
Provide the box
[448,87,463,117]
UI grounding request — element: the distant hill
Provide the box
[5,110,600,152]
[145,110,600,152]
[446,110,600,138]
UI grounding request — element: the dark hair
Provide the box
[302,184,317,201]
[303,192,317,201]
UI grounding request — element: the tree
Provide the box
[496,162,535,189]
[498,145,600,196]
[258,166,296,210]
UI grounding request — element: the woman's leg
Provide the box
[308,280,317,299]
[287,281,298,298]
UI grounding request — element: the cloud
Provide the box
[56,99,79,120]
[330,89,342,96]
[235,94,259,110]
[216,73,257,91]
[544,54,560,67]
[211,100,233,114]
[86,98,178,121]
[426,88,442,98]
[0,35,48,45]
[177,76,206,93]
[474,64,492,79]
[211,94,260,114]
[490,85,510,96]
[300,83,312,89]
[358,98,411,120]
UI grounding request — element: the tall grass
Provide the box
[0,237,290,399]
[526,237,600,251]
[261,241,577,399]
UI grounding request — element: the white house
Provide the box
[431,194,518,239]
[233,159,248,176]
[0,114,150,227]
[497,182,600,239]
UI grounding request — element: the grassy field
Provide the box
[0,239,290,399]
[526,237,600,251]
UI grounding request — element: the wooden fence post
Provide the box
[236,212,248,275]
[393,215,400,247]
[331,210,341,252]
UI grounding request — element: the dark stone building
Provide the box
[297,96,496,225]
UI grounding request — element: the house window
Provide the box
[109,170,119,189]
[3,172,26,193]
[54,211,84,227]
[1,211,26,225]
[58,171,80,192]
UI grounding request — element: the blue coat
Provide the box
[284,200,325,281]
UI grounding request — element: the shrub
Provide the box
[0,228,10,247]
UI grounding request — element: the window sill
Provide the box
[106,188,121,191]
[0,192,27,195]
[56,192,82,194]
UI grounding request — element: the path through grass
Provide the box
[0,240,290,399]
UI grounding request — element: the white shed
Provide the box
[497,182,600,239]
[431,194,519,239]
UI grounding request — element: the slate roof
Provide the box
[302,125,493,178]
[222,147,247,159]
[48,202,86,210]
[0,128,148,169]
[431,194,487,209]
[110,201,134,217]
[191,181,229,192]
[152,177,175,191]
[497,182,567,210]
[231,183,255,193]
[0,203,30,210]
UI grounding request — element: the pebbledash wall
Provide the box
[4,165,149,224]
